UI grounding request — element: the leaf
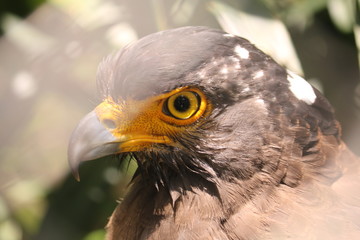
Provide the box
[354,25,360,69]
[83,229,106,240]
[208,0,303,75]
[327,0,356,33]
[0,220,21,240]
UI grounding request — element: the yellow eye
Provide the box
[166,91,200,119]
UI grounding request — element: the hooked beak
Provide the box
[68,87,210,181]
[67,98,173,181]
[68,111,118,181]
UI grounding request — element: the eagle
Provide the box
[68,26,360,239]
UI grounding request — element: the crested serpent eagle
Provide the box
[68,26,360,239]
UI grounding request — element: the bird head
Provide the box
[68,26,340,189]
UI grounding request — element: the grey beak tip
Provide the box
[68,110,118,181]
[68,147,81,181]
[72,170,80,182]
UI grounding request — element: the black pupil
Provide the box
[174,95,190,112]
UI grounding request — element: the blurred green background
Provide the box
[0,0,359,239]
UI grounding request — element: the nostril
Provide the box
[102,119,116,129]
